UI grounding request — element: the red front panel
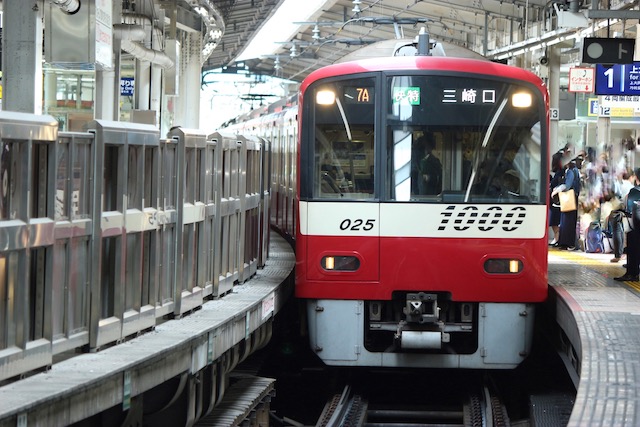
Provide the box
[296,233,548,303]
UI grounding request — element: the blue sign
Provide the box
[120,77,134,96]
[595,63,640,95]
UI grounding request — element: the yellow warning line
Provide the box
[549,247,640,291]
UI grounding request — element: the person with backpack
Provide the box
[552,156,581,250]
[614,168,640,281]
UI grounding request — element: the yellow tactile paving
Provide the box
[548,247,640,292]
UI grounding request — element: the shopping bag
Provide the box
[559,189,576,212]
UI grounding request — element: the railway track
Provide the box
[315,383,511,427]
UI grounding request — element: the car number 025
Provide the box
[340,218,375,231]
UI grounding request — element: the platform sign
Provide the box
[120,77,134,96]
[587,96,640,117]
[568,67,595,93]
[595,63,640,95]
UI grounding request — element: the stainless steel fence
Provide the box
[0,112,270,382]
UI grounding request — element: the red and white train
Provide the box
[224,37,549,369]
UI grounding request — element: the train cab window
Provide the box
[306,78,376,200]
[385,75,545,205]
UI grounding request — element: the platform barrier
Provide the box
[167,127,207,316]
[86,120,160,349]
[209,132,240,296]
[52,131,95,355]
[156,136,179,318]
[0,111,59,382]
[0,113,274,381]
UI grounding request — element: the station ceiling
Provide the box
[203,0,555,81]
[166,1,638,82]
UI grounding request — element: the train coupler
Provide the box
[403,292,440,324]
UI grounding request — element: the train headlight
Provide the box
[484,258,523,274]
[316,90,336,105]
[511,92,532,108]
[321,255,360,271]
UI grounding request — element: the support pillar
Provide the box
[3,0,44,114]
[548,46,561,152]
[176,32,201,129]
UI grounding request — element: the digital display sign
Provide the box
[441,88,497,105]
[344,86,374,104]
[393,87,420,105]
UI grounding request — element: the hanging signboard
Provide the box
[568,67,595,93]
[595,63,640,95]
[95,0,113,70]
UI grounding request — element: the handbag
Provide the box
[559,189,576,212]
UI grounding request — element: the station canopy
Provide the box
[199,0,639,83]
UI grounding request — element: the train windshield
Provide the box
[303,72,546,204]
[387,74,545,204]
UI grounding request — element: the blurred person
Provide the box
[615,170,635,199]
[548,153,564,246]
[609,170,634,263]
[614,168,640,281]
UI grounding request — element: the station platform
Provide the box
[0,232,295,427]
[548,245,640,426]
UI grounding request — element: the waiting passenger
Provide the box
[614,168,640,281]
[608,171,635,263]
[552,156,580,250]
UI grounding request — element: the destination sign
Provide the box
[441,88,497,105]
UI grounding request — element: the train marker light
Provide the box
[511,92,532,108]
[316,90,336,105]
[509,260,520,273]
[321,255,360,271]
[325,256,335,269]
[484,258,523,274]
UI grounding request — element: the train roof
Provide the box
[303,56,545,92]
[335,39,487,63]
[301,38,546,95]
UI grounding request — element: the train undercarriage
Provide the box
[306,295,536,369]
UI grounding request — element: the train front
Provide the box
[296,57,549,369]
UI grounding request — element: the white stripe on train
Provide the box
[300,201,547,239]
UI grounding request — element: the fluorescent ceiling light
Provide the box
[235,0,329,61]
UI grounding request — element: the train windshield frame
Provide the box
[301,70,548,205]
